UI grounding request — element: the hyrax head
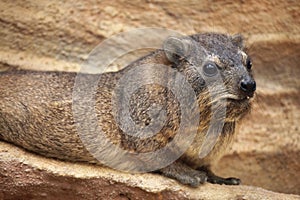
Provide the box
[163,33,256,120]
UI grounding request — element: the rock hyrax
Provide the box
[0,33,256,187]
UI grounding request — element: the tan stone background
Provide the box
[0,0,299,199]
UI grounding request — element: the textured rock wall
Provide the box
[0,0,299,199]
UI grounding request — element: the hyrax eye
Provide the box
[246,57,252,70]
[203,62,218,77]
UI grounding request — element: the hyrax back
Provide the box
[0,33,255,186]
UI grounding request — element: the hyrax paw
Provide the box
[208,176,241,185]
[179,171,207,187]
[159,162,208,187]
[224,177,241,185]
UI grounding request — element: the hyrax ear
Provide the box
[163,36,192,64]
[231,34,244,49]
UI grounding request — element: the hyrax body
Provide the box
[0,33,256,186]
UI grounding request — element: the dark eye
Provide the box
[246,57,252,70]
[203,62,218,77]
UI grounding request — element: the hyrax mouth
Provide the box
[217,94,252,120]
[224,94,252,102]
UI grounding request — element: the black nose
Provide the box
[240,78,256,97]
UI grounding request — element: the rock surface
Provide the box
[1,142,299,200]
[0,0,299,199]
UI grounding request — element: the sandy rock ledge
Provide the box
[0,142,299,200]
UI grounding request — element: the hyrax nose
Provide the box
[240,78,256,97]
